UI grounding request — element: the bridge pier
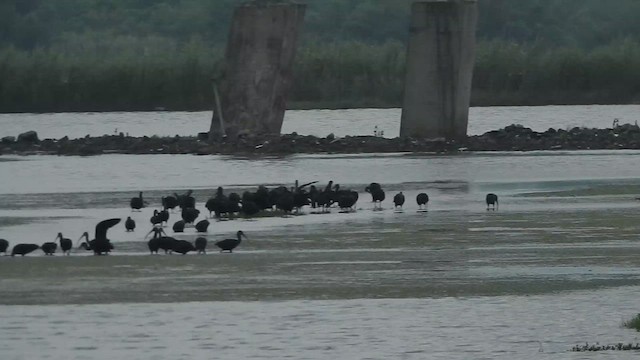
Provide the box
[209,2,306,140]
[400,0,478,140]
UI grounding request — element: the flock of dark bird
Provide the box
[571,342,640,352]
[0,181,499,257]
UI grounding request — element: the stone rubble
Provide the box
[2,124,640,156]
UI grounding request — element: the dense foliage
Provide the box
[3,0,640,49]
[1,0,639,112]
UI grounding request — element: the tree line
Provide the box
[3,0,640,50]
[1,0,639,112]
[2,38,638,112]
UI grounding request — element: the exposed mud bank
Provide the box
[2,124,640,156]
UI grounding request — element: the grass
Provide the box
[623,314,640,331]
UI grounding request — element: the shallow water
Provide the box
[2,288,640,360]
[2,107,640,358]
[1,104,639,139]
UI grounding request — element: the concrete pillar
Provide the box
[400,0,478,140]
[210,2,306,139]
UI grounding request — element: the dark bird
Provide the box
[228,192,242,214]
[486,193,499,211]
[130,191,145,211]
[215,230,247,253]
[181,207,200,224]
[11,243,39,257]
[146,228,162,254]
[365,183,385,210]
[314,181,335,212]
[150,210,163,227]
[157,209,169,225]
[309,185,319,209]
[273,187,295,214]
[205,197,220,218]
[172,220,186,233]
[172,240,195,255]
[125,216,136,232]
[162,195,178,211]
[77,218,120,255]
[240,199,260,217]
[0,239,9,255]
[240,190,261,216]
[41,242,57,255]
[175,190,196,209]
[56,232,73,255]
[206,187,230,218]
[292,180,314,213]
[147,239,160,254]
[334,184,358,212]
[195,237,208,254]
[145,228,177,254]
[195,219,210,233]
[254,185,271,210]
[393,192,405,210]
[416,193,429,210]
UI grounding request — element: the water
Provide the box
[1,104,639,139]
[2,289,640,360]
[2,106,640,359]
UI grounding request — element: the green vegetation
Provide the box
[623,314,640,331]
[1,0,639,112]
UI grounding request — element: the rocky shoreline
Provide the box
[2,124,640,156]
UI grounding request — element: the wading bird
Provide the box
[195,237,207,254]
[125,217,136,232]
[175,190,196,209]
[416,193,429,210]
[162,195,178,212]
[195,219,210,233]
[172,220,185,233]
[215,231,247,253]
[77,218,120,255]
[486,193,499,211]
[206,187,231,218]
[240,195,260,217]
[312,181,334,212]
[0,239,9,254]
[41,242,57,255]
[130,192,145,211]
[145,227,177,254]
[11,243,39,257]
[150,210,163,227]
[365,183,385,210]
[56,233,73,255]
[181,207,200,224]
[393,192,405,210]
[158,209,169,226]
[334,184,358,212]
[172,240,195,255]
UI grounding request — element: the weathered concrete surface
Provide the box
[210,2,306,140]
[400,0,478,140]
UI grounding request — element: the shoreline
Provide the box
[0,100,639,115]
[2,124,640,156]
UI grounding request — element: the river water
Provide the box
[1,106,640,359]
[1,104,639,139]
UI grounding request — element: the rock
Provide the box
[17,131,39,143]
[197,132,209,141]
[1,136,15,144]
[4,124,640,156]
